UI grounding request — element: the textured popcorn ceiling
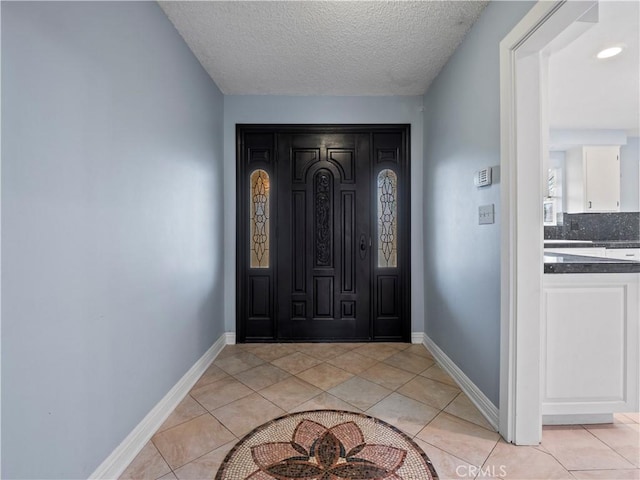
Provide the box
[159,1,488,95]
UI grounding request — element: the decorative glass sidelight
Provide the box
[377,169,397,268]
[250,169,270,268]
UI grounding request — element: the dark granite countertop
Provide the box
[544,241,597,248]
[544,252,640,274]
[544,240,640,249]
[594,241,640,249]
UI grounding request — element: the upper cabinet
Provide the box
[565,146,620,213]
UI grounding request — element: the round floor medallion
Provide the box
[216,409,439,480]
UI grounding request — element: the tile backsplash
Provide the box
[544,212,640,241]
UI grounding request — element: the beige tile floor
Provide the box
[120,342,640,480]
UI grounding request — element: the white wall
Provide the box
[549,151,566,213]
[223,95,425,334]
[1,3,225,477]
[422,1,535,406]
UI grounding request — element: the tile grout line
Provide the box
[250,372,323,414]
[147,436,175,479]
[189,372,262,434]
[539,424,636,473]
[581,422,640,467]
[531,441,571,463]
[568,467,640,473]
[155,409,210,437]
[440,395,497,434]
[420,437,487,470]
[536,435,575,474]
[477,435,502,474]
[168,437,239,480]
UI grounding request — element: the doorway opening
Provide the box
[499,1,603,444]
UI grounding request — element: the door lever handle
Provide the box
[359,235,367,259]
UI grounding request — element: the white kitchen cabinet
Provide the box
[541,273,639,421]
[605,248,640,261]
[565,146,620,213]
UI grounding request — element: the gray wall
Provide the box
[1,2,225,478]
[621,137,640,212]
[223,95,425,333]
[422,1,534,406]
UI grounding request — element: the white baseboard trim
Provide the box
[225,332,236,345]
[90,333,230,480]
[411,332,424,344]
[418,332,499,431]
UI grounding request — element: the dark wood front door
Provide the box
[276,133,371,340]
[237,125,410,342]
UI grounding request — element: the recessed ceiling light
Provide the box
[597,46,623,59]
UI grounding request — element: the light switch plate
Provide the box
[479,204,495,225]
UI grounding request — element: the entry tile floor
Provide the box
[121,342,640,480]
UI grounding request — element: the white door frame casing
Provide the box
[499,0,598,445]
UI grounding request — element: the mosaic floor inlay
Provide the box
[215,409,439,480]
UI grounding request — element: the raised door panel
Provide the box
[542,274,639,415]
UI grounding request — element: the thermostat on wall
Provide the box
[474,167,492,187]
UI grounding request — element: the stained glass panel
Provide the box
[250,169,270,268]
[377,169,397,268]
